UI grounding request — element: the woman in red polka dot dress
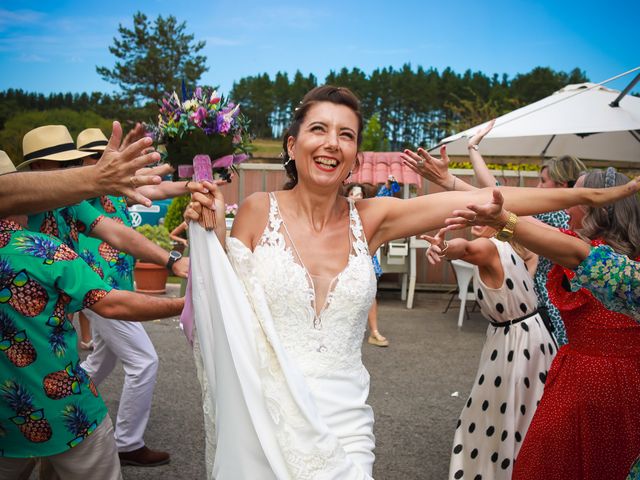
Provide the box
[511,169,640,480]
[425,224,556,480]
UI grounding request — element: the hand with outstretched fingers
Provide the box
[402,145,452,187]
[444,189,509,232]
[94,121,163,207]
[422,229,448,265]
[468,118,496,148]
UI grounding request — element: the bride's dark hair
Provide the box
[282,85,363,190]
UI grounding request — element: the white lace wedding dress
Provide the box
[188,193,377,479]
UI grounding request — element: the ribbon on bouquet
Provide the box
[177,153,249,178]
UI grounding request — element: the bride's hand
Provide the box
[185,180,224,223]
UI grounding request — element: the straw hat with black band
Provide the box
[0,150,17,175]
[18,125,93,170]
[77,128,109,153]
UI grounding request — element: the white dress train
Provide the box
[188,195,376,479]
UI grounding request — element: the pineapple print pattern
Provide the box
[99,196,116,213]
[82,289,108,309]
[15,235,78,264]
[0,231,10,249]
[62,404,98,448]
[1,380,52,443]
[0,219,109,456]
[0,260,48,317]
[79,250,104,279]
[0,221,19,249]
[97,241,121,264]
[0,311,36,367]
[47,293,72,357]
[59,208,79,247]
[39,211,59,238]
[44,361,97,399]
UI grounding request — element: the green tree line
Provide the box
[230,65,588,148]
[0,65,588,163]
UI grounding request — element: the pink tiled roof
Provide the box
[348,152,423,187]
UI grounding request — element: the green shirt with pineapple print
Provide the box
[27,201,104,253]
[77,195,135,291]
[0,219,110,458]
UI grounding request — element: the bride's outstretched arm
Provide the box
[363,177,640,250]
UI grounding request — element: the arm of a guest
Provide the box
[512,219,590,269]
[91,289,184,321]
[363,181,640,252]
[439,237,497,266]
[467,119,498,188]
[90,217,171,266]
[130,180,189,204]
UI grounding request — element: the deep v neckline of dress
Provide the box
[271,192,355,326]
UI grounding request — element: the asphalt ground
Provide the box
[82,288,488,480]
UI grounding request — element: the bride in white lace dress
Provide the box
[185,86,639,479]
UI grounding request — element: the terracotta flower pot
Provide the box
[134,261,169,294]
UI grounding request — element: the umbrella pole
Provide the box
[610,72,640,108]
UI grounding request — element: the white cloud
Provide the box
[204,36,243,47]
[0,8,44,30]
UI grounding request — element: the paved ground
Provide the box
[87,288,488,480]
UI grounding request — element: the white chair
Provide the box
[447,259,476,328]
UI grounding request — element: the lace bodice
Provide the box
[246,193,376,377]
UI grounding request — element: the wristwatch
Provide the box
[494,212,518,242]
[166,250,183,271]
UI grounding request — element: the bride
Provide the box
[185,86,640,479]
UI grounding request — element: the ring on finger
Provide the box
[129,176,136,187]
[416,159,424,166]
[467,214,478,224]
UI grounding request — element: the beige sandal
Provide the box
[368,330,389,347]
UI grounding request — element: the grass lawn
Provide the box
[251,138,281,158]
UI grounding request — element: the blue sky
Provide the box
[0,0,637,96]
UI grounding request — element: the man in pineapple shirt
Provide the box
[0,153,185,479]
[75,127,189,467]
[19,125,188,467]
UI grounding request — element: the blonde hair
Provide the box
[542,155,587,187]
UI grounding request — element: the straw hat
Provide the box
[0,150,16,175]
[18,125,92,170]
[77,128,109,152]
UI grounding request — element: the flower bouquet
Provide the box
[156,86,252,182]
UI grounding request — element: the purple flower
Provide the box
[191,106,208,126]
[217,113,231,134]
[195,87,203,99]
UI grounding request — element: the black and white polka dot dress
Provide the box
[449,239,556,480]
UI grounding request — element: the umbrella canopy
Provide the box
[430,83,640,162]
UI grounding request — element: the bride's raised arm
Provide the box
[363,178,640,251]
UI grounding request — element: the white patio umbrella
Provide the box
[430,82,640,162]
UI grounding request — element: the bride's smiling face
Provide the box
[287,102,359,190]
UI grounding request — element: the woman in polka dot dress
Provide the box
[425,225,557,480]
[445,168,640,480]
